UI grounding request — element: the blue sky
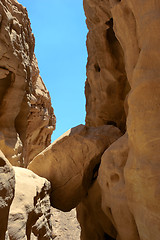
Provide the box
[18,0,88,141]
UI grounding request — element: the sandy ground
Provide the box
[52,208,80,240]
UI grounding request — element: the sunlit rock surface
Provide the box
[81,0,160,239]
[8,167,54,239]
[0,0,159,239]
[0,0,55,167]
[28,124,121,211]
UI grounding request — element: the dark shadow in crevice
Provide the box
[104,232,116,240]
[105,18,130,133]
[94,63,101,72]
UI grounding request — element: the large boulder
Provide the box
[28,124,121,211]
[0,151,15,240]
[7,167,54,239]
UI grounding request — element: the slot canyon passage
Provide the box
[0,0,160,239]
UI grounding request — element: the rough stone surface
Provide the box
[0,150,15,240]
[77,180,117,240]
[8,167,54,240]
[28,124,121,211]
[98,134,139,240]
[0,0,159,239]
[83,0,160,240]
[84,0,130,133]
[52,208,80,240]
[0,0,55,167]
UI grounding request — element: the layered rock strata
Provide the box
[0,0,56,167]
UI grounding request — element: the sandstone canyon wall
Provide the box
[0,0,160,240]
[0,0,55,239]
[0,0,56,167]
[81,0,160,240]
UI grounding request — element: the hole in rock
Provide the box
[0,157,6,167]
[107,121,117,127]
[110,173,119,183]
[105,18,113,28]
[104,232,116,240]
[94,63,101,72]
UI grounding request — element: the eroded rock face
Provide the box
[77,181,117,240]
[8,167,54,239]
[83,0,160,240]
[0,0,55,167]
[0,151,15,240]
[28,124,121,211]
[84,0,130,133]
[98,134,139,240]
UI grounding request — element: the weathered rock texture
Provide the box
[0,1,56,239]
[98,134,139,240]
[81,0,160,240]
[77,180,117,240]
[28,124,121,211]
[0,150,15,239]
[52,208,80,240]
[0,0,159,239]
[8,167,54,239]
[0,0,55,167]
[84,0,130,133]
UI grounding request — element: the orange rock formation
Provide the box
[0,0,160,240]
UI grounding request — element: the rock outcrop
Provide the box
[0,0,160,239]
[0,151,15,239]
[28,124,121,211]
[0,0,56,167]
[81,0,160,240]
[77,180,117,240]
[0,0,55,239]
[98,134,139,240]
[84,0,130,133]
[8,167,53,239]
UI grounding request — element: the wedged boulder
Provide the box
[28,124,122,211]
[0,150,15,240]
[77,180,117,240]
[7,167,54,240]
[98,134,139,240]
